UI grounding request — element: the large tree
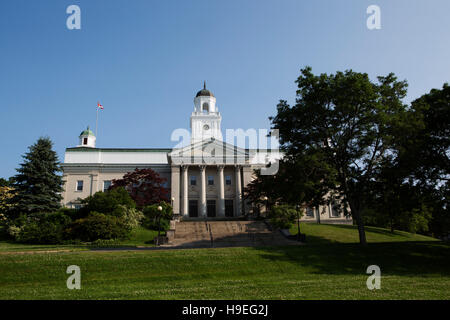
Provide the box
[111,168,169,208]
[270,67,409,244]
[11,137,63,217]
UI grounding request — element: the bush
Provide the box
[80,187,136,216]
[112,205,144,229]
[142,202,173,231]
[143,218,170,232]
[16,212,72,244]
[67,212,131,242]
[269,204,298,229]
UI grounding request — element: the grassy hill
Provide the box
[289,223,437,244]
[0,223,448,300]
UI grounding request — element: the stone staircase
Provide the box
[166,220,294,248]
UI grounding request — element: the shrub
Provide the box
[16,211,72,244]
[67,212,131,242]
[269,204,298,229]
[80,187,136,216]
[112,205,144,229]
[143,218,171,232]
[142,202,173,231]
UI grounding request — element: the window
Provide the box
[190,176,197,186]
[83,138,88,145]
[74,204,82,210]
[103,180,112,192]
[207,200,216,217]
[306,207,314,218]
[225,200,234,217]
[208,176,214,185]
[202,102,209,113]
[330,201,340,217]
[225,175,232,185]
[76,180,83,191]
[189,200,198,217]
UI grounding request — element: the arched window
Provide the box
[202,102,209,113]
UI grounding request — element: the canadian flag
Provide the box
[97,101,103,109]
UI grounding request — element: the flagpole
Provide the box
[96,105,99,138]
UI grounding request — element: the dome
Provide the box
[195,81,215,98]
[79,126,95,137]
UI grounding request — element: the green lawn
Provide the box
[289,223,438,244]
[0,223,448,300]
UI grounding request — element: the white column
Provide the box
[200,165,207,217]
[182,166,188,216]
[218,165,225,217]
[235,166,242,216]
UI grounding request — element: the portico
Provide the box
[169,138,250,218]
[177,164,243,218]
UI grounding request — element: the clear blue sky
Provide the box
[1,0,449,179]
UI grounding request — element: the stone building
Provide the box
[61,84,351,224]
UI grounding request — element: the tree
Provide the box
[80,187,136,216]
[10,137,63,217]
[270,67,408,244]
[111,168,169,208]
[0,186,16,214]
[244,155,332,214]
[143,201,173,244]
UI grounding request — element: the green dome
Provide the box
[79,126,95,137]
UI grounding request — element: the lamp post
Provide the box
[263,196,268,217]
[156,205,163,246]
[296,204,301,242]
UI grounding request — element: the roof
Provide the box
[66,147,172,153]
[195,81,215,98]
[79,126,95,137]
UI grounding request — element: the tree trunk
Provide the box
[349,200,367,245]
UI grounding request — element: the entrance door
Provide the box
[225,200,234,217]
[207,200,216,217]
[189,200,198,217]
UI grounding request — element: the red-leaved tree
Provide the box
[111,168,169,208]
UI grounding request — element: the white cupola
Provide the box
[78,126,96,148]
[190,82,222,144]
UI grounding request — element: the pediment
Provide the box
[169,138,248,165]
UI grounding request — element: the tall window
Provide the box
[103,180,111,192]
[76,180,83,191]
[190,176,197,186]
[306,207,314,218]
[83,138,88,145]
[202,102,209,113]
[225,175,232,185]
[208,176,214,185]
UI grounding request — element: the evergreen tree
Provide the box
[11,137,63,217]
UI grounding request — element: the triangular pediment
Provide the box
[169,138,248,165]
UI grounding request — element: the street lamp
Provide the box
[295,204,301,242]
[263,196,268,216]
[156,205,163,246]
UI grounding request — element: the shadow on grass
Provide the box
[254,241,450,277]
[326,224,413,238]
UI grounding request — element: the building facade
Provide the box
[61,85,351,223]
